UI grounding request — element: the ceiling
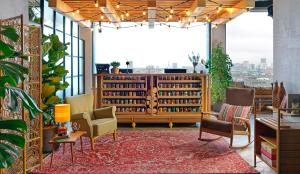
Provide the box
[49,0,255,27]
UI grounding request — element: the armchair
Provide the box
[65,94,117,150]
[199,87,255,147]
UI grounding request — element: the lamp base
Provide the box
[57,123,68,136]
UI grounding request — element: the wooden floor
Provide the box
[118,114,276,174]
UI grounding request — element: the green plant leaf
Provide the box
[0,26,19,42]
[45,96,59,105]
[0,147,16,168]
[0,120,27,132]
[0,133,25,148]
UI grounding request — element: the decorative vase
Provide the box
[278,82,286,105]
[111,67,120,74]
[272,81,280,108]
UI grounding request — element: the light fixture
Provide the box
[126,11,129,17]
[76,9,80,14]
[143,11,146,15]
[186,10,190,16]
[170,7,174,14]
[227,8,234,14]
[88,19,91,23]
[101,15,104,20]
[95,2,98,7]
[54,104,70,136]
[169,15,172,19]
[72,12,75,16]
[90,28,94,32]
[166,17,169,22]
[217,5,222,13]
[116,2,120,9]
[205,15,209,20]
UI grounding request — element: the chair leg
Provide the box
[90,137,94,150]
[113,129,117,141]
[198,127,202,140]
[247,124,251,144]
[230,136,233,147]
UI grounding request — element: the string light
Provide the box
[205,15,209,20]
[76,9,80,14]
[227,8,234,14]
[90,28,94,32]
[116,2,120,9]
[143,11,146,15]
[170,7,174,14]
[217,5,222,13]
[166,17,169,22]
[95,2,98,8]
[169,15,172,19]
[72,12,75,16]
[126,11,129,17]
[101,15,104,20]
[186,10,190,16]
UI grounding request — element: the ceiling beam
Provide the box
[181,0,207,27]
[212,0,255,25]
[98,0,120,28]
[148,0,156,29]
[48,0,90,27]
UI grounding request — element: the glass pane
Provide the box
[73,57,79,76]
[73,37,78,57]
[79,39,84,57]
[65,56,72,77]
[79,58,84,75]
[44,0,53,28]
[65,35,71,55]
[43,26,53,36]
[56,31,64,43]
[73,22,78,37]
[79,75,84,94]
[73,76,79,95]
[56,90,63,99]
[65,78,72,96]
[55,12,64,32]
[65,17,71,35]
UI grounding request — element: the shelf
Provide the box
[103,80,146,83]
[116,112,146,115]
[158,80,201,83]
[102,88,147,91]
[158,88,201,91]
[102,96,145,99]
[256,154,277,172]
[101,104,145,107]
[159,112,201,115]
[159,104,200,107]
[158,96,200,99]
[259,136,277,147]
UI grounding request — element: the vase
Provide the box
[111,67,120,74]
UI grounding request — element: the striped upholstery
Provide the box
[218,103,251,124]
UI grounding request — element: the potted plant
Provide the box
[0,25,42,168]
[206,43,233,111]
[188,52,200,73]
[42,34,69,152]
[110,61,121,74]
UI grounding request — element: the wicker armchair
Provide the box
[199,87,255,147]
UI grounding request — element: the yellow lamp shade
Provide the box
[54,104,70,123]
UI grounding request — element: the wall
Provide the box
[273,0,300,94]
[0,0,28,23]
[212,24,226,51]
[80,27,93,94]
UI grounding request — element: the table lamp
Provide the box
[55,104,70,136]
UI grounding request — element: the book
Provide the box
[261,141,277,156]
[261,153,277,167]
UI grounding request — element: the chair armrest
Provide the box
[70,112,93,137]
[94,106,116,119]
[201,111,219,116]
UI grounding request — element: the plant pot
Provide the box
[111,67,120,74]
[43,126,59,153]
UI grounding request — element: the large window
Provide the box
[43,0,85,98]
[226,12,273,87]
[95,23,208,73]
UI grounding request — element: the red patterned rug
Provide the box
[33,129,257,174]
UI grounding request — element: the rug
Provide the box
[33,129,257,174]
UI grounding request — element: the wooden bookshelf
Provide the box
[254,109,300,173]
[93,73,210,128]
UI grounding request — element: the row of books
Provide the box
[159,99,200,104]
[116,107,146,112]
[159,107,200,112]
[103,83,145,88]
[158,83,200,88]
[158,91,201,96]
[261,141,277,167]
[102,99,145,104]
[103,91,146,96]
[104,76,146,80]
[158,76,201,80]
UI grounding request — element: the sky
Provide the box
[226,12,273,65]
[95,12,273,68]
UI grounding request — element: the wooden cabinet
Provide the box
[254,109,300,173]
[93,73,210,128]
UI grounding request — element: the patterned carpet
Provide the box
[33,129,258,174]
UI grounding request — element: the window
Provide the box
[43,0,85,98]
[226,12,273,87]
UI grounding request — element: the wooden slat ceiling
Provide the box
[49,0,255,26]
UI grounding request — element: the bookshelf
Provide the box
[93,73,210,128]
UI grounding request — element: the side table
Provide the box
[49,131,86,167]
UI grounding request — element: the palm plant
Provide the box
[0,25,42,168]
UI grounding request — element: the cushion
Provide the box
[91,118,117,136]
[218,103,251,124]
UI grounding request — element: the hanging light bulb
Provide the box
[101,15,104,20]
[72,12,75,16]
[205,15,209,20]
[169,15,172,19]
[88,19,91,23]
[121,14,124,21]
[166,17,169,22]
[143,11,146,15]
[116,2,120,9]
[170,7,174,14]
[186,10,190,16]
[76,9,80,14]
[126,11,129,17]
[95,2,98,7]
[90,28,94,32]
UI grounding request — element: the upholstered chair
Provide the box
[65,94,117,150]
[199,87,255,147]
